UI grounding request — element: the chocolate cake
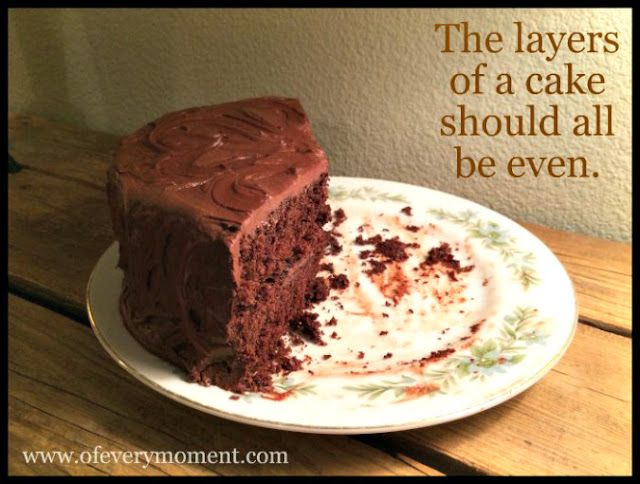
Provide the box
[106,97,330,392]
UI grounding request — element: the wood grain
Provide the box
[520,222,632,336]
[8,113,117,322]
[8,295,431,476]
[8,113,631,335]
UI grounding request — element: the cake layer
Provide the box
[195,251,325,391]
[238,173,329,286]
[121,246,323,390]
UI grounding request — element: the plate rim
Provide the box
[87,175,579,434]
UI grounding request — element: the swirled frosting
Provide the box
[112,97,329,234]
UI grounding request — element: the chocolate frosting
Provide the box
[106,97,330,384]
[111,97,328,236]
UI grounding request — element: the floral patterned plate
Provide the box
[87,176,577,434]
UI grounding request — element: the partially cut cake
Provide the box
[106,97,330,392]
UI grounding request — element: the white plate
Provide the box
[87,176,577,434]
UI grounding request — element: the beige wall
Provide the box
[9,8,631,241]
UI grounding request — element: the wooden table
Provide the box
[7,113,632,476]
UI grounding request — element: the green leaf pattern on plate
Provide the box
[329,186,409,204]
[343,375,418,400]
[272,376,317,397]
[343,306,549,403]
[428,208,541,289]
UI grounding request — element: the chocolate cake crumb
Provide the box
[290,312,326,346]
[360,235,419,265]
[280,356,303,373]
[229,395,240,401]
[405,225,420,232]
[379,330,389,336]
[419,348,456,365]
[330,331,338,339]
[356,230,423,280]
[329,273,350,289]
[383,352,393,359]
[382,313,389,318]
[322,354,332,360]
[308,277,330,303]
[408,309,414,314]
[320,262,335,273]
[325,317,338,326]
[365,260,387,275]
[401,206,413,216]
[308,369,315,375]
[375,237,409,261]
[328,235,343,255]
[421,242,474,274]
[333,208,347,226]
[357,351,365,359]
[354,234,383,246]
[384,301,391,307]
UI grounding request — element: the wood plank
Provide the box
[521,222,632,336]
[359,323,631,475]
[8,167,113,322]
[8,295,429,476]
[8,113,631,334]
[8,112,117,322]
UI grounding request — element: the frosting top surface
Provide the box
[113,97,328,229]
